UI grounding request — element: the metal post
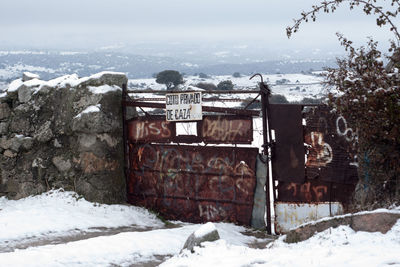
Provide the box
[250,74,272,234]
[121,84,129,198]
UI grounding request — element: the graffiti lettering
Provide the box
[286,182,328,202]
[336,116,356,142]
[130,120,172,141]
[202,116,248,142]
[198,204,227,220]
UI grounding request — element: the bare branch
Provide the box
[287,0,400,43]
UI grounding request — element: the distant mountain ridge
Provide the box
[0,50,337,81]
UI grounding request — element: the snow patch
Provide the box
[23,72,40,80]
[194,222,217,238]
[7,79,23,92]
[75,104,101,118]
[0,189,164,242]
[88,84,121,94]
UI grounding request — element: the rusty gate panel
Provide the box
[128,116,175,143]
[270,104,305,183]
[127,144,258,224]
[198,115,253,144]
[272,105,359,233]
[277,180,356,204]
[128,115,253,144]
[304,105,358,184]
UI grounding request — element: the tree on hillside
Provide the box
[196,82,217,91]
[288,0,400,209]
[217,80,234,91]
[155,70,184,90]
[198,73,209,79]
[232,72,241,78]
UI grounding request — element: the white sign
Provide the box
[165,92,202,121]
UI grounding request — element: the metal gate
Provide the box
[121,78,359,234]
[270,104,358,233]
[121,85,264,226]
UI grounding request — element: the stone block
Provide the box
[52,156,72,172]
[4,150,17,158]
[0,137,12,150]
[0,122,9,134]
[18,85,33,103]
[34,121,53,142]
[182,222,220,253]
[0,103,11,120]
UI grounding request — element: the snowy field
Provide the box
[128,73,327,103]
[0,190,399,267]
[1,72,327,103]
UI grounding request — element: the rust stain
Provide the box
[200,115,252,143]
[127,144,258,225]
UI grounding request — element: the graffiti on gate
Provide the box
[305,131,333,167]
[128,115,253,144]
[304,106,358,169]
[277,180,357,203]
[200,115,252,143]
[128,117,174,142]
[127,144,258,224]
[285,182,328,202]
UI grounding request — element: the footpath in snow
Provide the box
[0,190,399,266]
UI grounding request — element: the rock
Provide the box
[73,152,119,174]
[0,137,12,150]
[0,122,9,134]
[97,133,118,147]
[80,72,128,88]
[285,211,400,243]
[182,222,220,252]
[10,117,32,134]
[34,121,53,142]
[37,85,52,95]
[0,103,11,120]
[126,106,137,120]
[9,137,22,152]
[53,139,62,148]
[22,72,40,82]
[18,84,33,103]
[20,137,33,150]
[71,111,119,134]
[3,150,17,158]
[52,156,72,172]
[78,134,97,149]
[351,212,400,234]
[73,94,103,111]
[5,180,19,192]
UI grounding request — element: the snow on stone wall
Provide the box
[0,71,128,203]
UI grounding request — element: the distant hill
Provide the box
[0,50,336,82]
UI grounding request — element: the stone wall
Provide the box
[0,71,128,203]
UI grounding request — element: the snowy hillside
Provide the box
[129,72,327,102]
[0,49,336,81]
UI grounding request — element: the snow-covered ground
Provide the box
[0,190,399,266]
[128,73,327,102]
[1,72,327,102]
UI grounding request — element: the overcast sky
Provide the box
[0,0,397,53]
